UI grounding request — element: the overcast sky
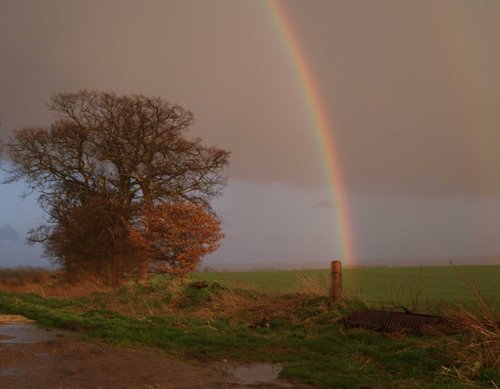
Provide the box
[1,0,499,268]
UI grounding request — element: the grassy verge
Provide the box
[192,265,500,308]
[0,271,498,388]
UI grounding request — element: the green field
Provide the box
[192,265,500,309]
[0,265,498,388]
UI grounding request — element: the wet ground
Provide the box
[0,315,316,388]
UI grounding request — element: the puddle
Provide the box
[225,363,283,385]
[0,323,70,344]
[0,314,77,344]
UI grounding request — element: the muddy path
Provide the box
[0,316,316,389]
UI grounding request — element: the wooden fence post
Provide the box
[330,260,342,304]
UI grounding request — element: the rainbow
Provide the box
[264,0,356,265]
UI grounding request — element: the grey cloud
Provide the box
[266,234,285,243]
[315,199,339,208]
[0,225,19,242]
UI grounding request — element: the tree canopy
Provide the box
[131,201,224,276]
[3,90,229,285]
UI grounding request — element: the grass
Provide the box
[192,265,500,308]
[0,265,498,388]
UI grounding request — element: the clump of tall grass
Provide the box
[441,288,499,384]
[0,268,56,288]
[448,268,499,375]
[297,271,330,296]
[78,276,343,328]
[0,269,110,297]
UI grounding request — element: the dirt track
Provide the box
[0,325,316,389]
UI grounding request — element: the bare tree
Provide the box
[3,90,229,285]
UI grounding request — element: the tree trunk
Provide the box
[113,252,124,287]
[112,225,125,287]
[137,179,152,284]
[137,256,149,284]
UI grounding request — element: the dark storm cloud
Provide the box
[0,0,499,196]
[1,1,500,268]
[0,225,19,242]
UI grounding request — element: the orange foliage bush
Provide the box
[131,202,223,276]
